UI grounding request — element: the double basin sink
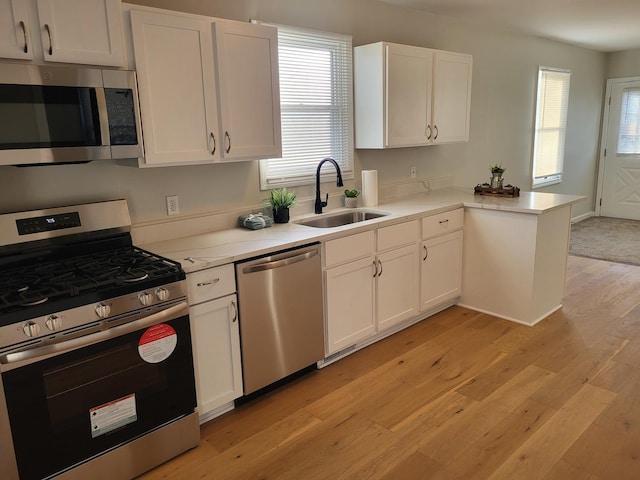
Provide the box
[296,210,387,228]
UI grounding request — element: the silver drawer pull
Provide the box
[197,278,220,287]
[439,219,449,224]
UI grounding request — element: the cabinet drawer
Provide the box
[324,230,375,268]
[422,208,463,239]
[377,220,419,251]
[187,264,236,305]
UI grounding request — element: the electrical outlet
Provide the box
[410,165,417,178]
[166,195,179,216]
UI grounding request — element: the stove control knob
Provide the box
[45,315,62,331]
[155,287,170,302]
[95,303,111,318]
[23,321,41,338]
[139,292,153,306]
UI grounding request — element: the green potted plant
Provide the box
[268,187,296,223]
[489,164,506,188]
[344,189,359,208]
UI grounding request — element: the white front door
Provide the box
[598,77,640,220]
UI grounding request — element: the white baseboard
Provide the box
[571,211,594,224]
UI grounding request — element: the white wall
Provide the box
[0,0,607,222]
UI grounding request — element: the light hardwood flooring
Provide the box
[141,255,640,479]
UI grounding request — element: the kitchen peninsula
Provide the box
[137,188,584,327]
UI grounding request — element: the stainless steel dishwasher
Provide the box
[235,243,324,395]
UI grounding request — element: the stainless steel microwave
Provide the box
[0,63,143,166]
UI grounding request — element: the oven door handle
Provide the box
[0,301,189,367]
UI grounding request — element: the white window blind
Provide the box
[259,25,353,189]
[618,87,640,154]
[532,67,571,188]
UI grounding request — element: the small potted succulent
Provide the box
[344,189,360,208]
[489,164,506,188]
[268,187,296,223]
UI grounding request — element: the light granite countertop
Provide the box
[140,188,585,273]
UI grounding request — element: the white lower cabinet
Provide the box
[187,264,243,423]
[420,209,464,312]
[325,255,376,353]
[324,221,419,355]
[377,243,420,331]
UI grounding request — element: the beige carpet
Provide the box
[569,216,640,266]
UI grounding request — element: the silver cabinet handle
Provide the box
[426,124,432,140]
[209,132,216,155]
[225,131,231,154]
[44,23,52,55]
[19,21,28,53]
[230,300,237,323]
[197,278,220,287]
[423,245,428,261]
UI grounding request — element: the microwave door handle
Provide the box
[95,87,110,147]
[0,301,188,368]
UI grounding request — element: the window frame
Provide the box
[258,23,354,190]
[531,66,571,189]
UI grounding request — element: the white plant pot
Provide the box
[344,196,358,208]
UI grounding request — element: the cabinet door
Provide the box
[421,230,463,311]
[377,244,420,332]
[213,21,282,160]
[0,0,33,60]
[36,0,124,66]
[432,51,472,144]
[190,294,243,420]
[386,43,432,147]
[325,256,376,354]
[131,10,220,166]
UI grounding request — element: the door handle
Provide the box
[225,131,231,154]
[44,23,52,55]
[242,249,318,274]
[230,300,237,323]
[423,245,428,261]
[19,21,28,53]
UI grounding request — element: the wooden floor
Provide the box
[141,255,640,479]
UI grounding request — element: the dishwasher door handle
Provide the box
[242,249,318,274]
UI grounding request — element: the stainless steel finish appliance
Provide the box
[0,200,198,480]
[235,244,324,395]
[0,63,143,166]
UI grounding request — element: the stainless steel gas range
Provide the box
[0,200,199,480]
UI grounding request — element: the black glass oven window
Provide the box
[3,315,196,480]
[104,88,138,145]
[0,84,101,149]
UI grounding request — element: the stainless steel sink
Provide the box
[297,210,387,228]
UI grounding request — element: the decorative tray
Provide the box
[474,183,520,197]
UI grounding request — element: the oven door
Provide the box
[1,301,196,480]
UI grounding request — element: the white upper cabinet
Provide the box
[0,0,124,66]
[0,0,33,60]
[131,10,220,166]
[213,21,282,160]
[354,41,472,149]
[129,7,282,167]
[36,0,124,66]
[432,51,473,143]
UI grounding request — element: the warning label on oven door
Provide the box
[138,323,178,363]
[90,394,137,438]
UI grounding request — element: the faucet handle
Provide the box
[322,193,328,208]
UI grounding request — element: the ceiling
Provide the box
[376,0,640,52]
